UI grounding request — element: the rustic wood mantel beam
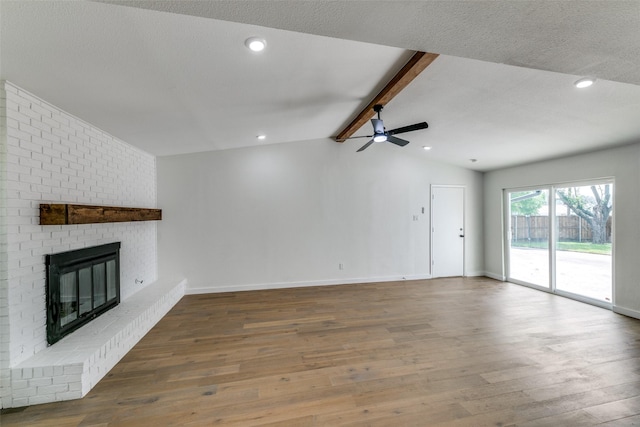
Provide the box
[40,204,162,225]
[335,51,439,142]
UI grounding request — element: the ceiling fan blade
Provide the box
[335,134,373,142]
[356,139,375,152]
[387,122,428,136]
[387,135,410,147]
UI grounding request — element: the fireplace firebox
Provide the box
[46,242,121,345]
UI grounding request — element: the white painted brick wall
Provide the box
[11,278,185,407]
[1,79,11,409]
[1,81,161,408]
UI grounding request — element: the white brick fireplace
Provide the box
[0,81,183,408]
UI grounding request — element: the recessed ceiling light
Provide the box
[422,146,432,151]
[574,77,595,89]
[245,37,266,52]
[257,135,266,140]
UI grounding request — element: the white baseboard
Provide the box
[464,271,486,277]
[186,274,432,295]
[613,305,640,320]
[484,272,506,281]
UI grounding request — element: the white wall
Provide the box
[0,81,158,408]
[158,138,484,293]
[484,143,640,316]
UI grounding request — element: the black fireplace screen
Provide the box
[46,242,121,345]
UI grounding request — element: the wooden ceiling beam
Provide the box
[335,51,439,142]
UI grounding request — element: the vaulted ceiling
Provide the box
[2,1,640,171]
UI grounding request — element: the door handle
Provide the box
[459,234,465,238]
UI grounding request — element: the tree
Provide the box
[556,185,612,244]
[510,191,546,216]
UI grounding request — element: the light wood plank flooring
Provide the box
[3,277,640,426]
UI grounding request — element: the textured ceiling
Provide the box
[2,1,640,171]
[98,0,640,86]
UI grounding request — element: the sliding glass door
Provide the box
[506,181,613,307]
[554,184,613,303]
[508,189,550,288]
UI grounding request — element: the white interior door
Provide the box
[431,185,465,277]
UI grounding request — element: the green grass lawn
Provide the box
[512,240,612,255]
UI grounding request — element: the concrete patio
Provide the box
[509,247,612,302]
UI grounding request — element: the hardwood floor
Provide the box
[3,277,640,426]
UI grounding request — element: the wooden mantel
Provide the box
[40,204,162,225]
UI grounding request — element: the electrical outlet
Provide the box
[339,263,344,270]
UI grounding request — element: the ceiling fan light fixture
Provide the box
[245,37,266,52]
[574,77,595,89]
[353,105,427,152]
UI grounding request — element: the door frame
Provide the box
[430,184,465,278]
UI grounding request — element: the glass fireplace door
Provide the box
[59,271,78,327]
[46,242,121,345]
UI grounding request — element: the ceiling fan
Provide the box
[338,104,428,152]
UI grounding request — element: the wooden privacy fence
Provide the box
[511,215,612,243]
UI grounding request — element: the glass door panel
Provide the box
[554,184,612,302]
[93,263,106,308]
[508,189,550,287]
[79,267,92,315]
[106,260,117,301]
[60,272,77,327]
